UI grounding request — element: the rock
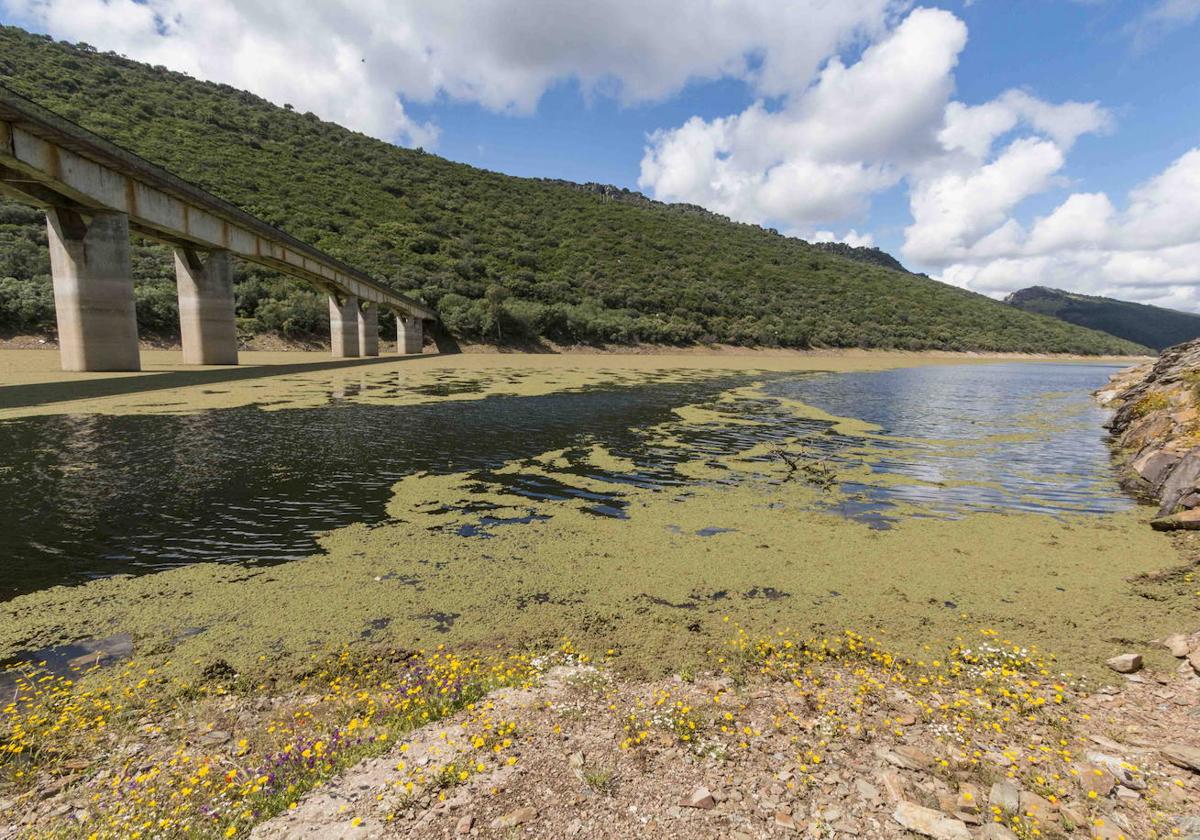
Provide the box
[854,779,878,800]
[1134,450,1183,488]
[199,729,231,746]
[1091,820,1128,840]
[1059,803,1087,827]
[1105,653,1143,674]
[1162,743,1200,772]
[680,787,716,810]
[988,780,1020,814]
[980,825,1019,840]
[1018,790,1057,818]
[774,812,795,829]
[1158,451,1200,516]
[891,801,971,840]
[1162,633,1195,657]
[879,770,908,802]
[1085,751,1146,790]
[956,783,980,814]
[1114,785,1140,802]
[491,806,537,829]
[454,814,473,834]
[1189,648,1200,676]
[564,818,583,836]
[1076,763,1117,798]
[1152,509,1200,530]
[881,745,934,771]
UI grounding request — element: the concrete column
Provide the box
[329,293,360,358]
[46,208,140,371]
[357,302,379,357]
[175,248,238,365]
[396,314,423,355]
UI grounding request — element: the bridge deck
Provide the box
[0,85,434,319]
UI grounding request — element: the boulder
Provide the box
[980,825,1019,840]
[891,802,971,840]
[1163,633,1196,658]
[1162,744,1200,773]
[988,780,1019,813]
[1105,653,1143,674]
[1151,509,1200,531]
[680,787,716,809]
[491,806,537,829]
[1133,450,1181,489]
[1158,450,1200,516]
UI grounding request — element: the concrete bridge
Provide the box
[0,85,434,371]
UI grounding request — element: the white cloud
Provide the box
[2,0,897,144]
[813,229,876,247]
[1126,0,1200,49]
[903,137,1066,264]
[939,90,1111,160]
[930,148,1200,311]
[639,7,967,230]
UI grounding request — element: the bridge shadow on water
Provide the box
[0,353,434,411]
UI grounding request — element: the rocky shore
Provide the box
[1099,338,1200,528]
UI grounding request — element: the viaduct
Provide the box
[0,85,435,371]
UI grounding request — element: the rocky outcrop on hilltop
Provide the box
[1099,338,1200,527]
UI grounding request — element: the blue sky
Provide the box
[2,0,1199,308]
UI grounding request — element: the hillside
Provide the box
[1006,286,1200,352]
[0,26,1147,354]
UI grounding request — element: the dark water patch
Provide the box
[418,612,459,633]
[638,594,700,610]
[0,374,757,599]
[0,633,133,694]
[361,617,392,638]
[744,587,790,601]
[453,512,552,538]
[697,526,737,537]
[408,380,486,397]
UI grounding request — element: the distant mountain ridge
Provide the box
[1005,287,1200,352]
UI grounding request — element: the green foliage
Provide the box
[1006,286,1199,352]
[0,26,1149,354]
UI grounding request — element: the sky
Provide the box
[2,0,1199,310]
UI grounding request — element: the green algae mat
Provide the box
[0,352,1192,683]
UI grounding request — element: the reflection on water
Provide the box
[766,362,1130,516]
[0,362,1130,600]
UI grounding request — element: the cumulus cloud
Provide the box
[2,0,896,144]
[639,7,967,231]
[930,148,1200,310]
[813,230,876,248]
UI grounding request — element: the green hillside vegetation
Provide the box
[0,26,1148,354]
[1006,286,1200,352]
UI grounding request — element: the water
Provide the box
[765,362,1131,518]
[0,362,1129,600]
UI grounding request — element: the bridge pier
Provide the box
[358,302,379,357]
[174,248,238,365]
[46,208,141,371]
[328,293,360,358]
[396,314,423,355]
